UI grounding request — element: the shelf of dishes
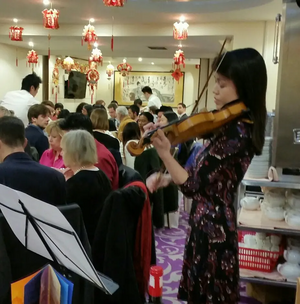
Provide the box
[239,232,300,285]
[240,273,296,288]
[237,187,300,232]
[242,178,300,190]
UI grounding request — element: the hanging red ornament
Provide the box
[173,49,185,70]
[89,46,103,66]
[103,0,126,7]
[42,8,60,29]
[106,62,114,80]
[117,59,132,77]
[63,56,74,72]
[111,35,114,51]
[27,50,39,67]
[172,68,183,82]
[173,18,189,40]
[9,26,24,41]
[82,21,98,50]
[86,69,100,104]
[52,67,59,103]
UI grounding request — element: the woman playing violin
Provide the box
[147,48,267,304]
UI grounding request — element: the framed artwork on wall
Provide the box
[113,71,185,106]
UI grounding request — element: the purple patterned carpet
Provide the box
[154,210,261,304]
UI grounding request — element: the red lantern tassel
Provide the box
[111,35,114,52]
[48,34,51,59]
[16,48,18,67]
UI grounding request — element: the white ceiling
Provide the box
[0,0,282,61]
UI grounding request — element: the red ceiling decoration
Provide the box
[103,0,126,7]
[173,49,185,70]
[173,18,189,40]
[172,68,183,82]
[42,8,60,29]
[27,50,39,66]
[82,22,98,50]
[89,47,103,66]
[117,59,132,77]
[9,26,24,41]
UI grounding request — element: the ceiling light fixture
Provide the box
[151,62,154,65]
[28,41,34,48]
[138,57,142,62]
[178,43,183,48]
[43,0,50,5]
[13,18,18,23]
[173,17,189,40]
[89,18,95,23]
[94,42,98,48]
[179,16,185,23]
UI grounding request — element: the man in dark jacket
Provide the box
[0,116,66,206]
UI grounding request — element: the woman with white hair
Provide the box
[61,129,112,244]
[116,106,135,141]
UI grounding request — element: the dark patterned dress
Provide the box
[177,120,254,304]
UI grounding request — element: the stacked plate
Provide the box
[246,137,272,179]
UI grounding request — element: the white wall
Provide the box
[0,44,43,101]
[204,21,278,112]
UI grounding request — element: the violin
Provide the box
[127,101,250,157]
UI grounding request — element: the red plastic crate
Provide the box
[239,246,280,272]
[238,231,282,273]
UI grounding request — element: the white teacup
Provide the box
[244,234,257,248]
[277,262,300,280]
[261,202,285,221]
[240,197,261,210]
[264,189,285,207]
[284,249,300,264]
[285,210,300,228]
[286,192,300,210]
[270,234,281,245]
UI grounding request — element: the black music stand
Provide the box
[0,184,118,296]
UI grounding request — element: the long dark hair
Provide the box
[163,111,178,123]
[122,122,141,146]
[212,48,267,155]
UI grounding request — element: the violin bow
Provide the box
[191,38,230,115]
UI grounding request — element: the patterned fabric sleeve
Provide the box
[180,121,253,201]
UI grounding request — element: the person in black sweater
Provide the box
[61,129,112,244]
[90,108,120,151]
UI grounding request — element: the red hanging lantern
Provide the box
[172,68,183,82]
[117,59,132,77]
[86,69,100,104]
[103,0,126,7]
[42,8,60,29]
[173,49,185,70]
[27,50,38,66]
[82,21,98,50]
[89,47,103,66]
[9,26,24,41]
[173,18,189,40]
